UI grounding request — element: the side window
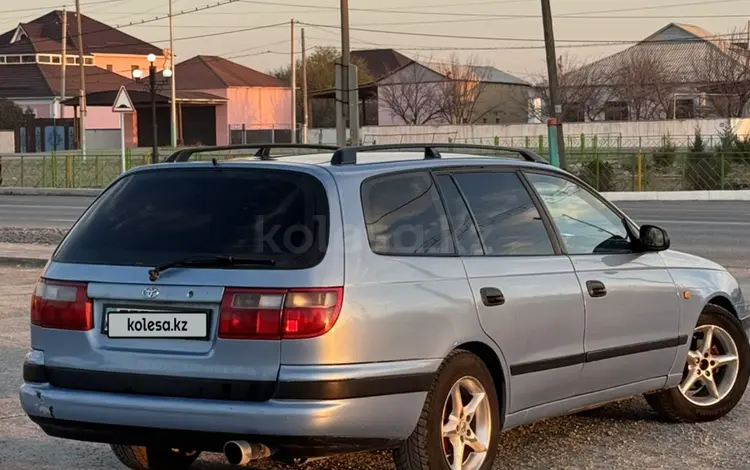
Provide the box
[435,174,483,255]
[452,172,555,256]
[525,172,632,255]
[361,171,454,255]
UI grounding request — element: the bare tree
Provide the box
[608,47,677,120]
[378,57,443,125]
[691,27,750,118]
[432,54,493,124]
[530,53,614,122]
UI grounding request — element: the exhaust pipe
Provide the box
[223,440,271,466]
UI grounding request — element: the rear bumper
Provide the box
[20,358,439,451]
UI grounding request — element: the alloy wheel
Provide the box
[441,376,492,470]
[679,324,740,407]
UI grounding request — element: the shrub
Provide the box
[576,157,615,192]
[684,129,730,190]
[652,134,677,169]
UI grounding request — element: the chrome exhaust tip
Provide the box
[223,440,271,466]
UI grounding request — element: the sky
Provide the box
[1,0,748,81]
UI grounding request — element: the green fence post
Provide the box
[547,119,560,167]
[525,136,530,148]
[494,136,499,146]
[596,157,600,190]
[51,152,57,187]
[538,135,544,154]
[20,155,24,187]
[581,134,586,153]
[721,153,725,190]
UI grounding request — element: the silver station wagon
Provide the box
[20,144,750,470]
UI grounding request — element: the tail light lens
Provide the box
[31,279,93,331]
[218,287,343,340]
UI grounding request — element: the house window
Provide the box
[562,102,585,123]
[84,57,94,65]
[496,118,501,123]
[51,56,61,64]
[37,55,52,64]
[66,56,77,65]
[131,65,140,71]
[21,55,35,63]
[674,99,695,119]
[604,101,629,121]
[106,64,114,72]
[6,56,21,64]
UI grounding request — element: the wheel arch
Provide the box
[454,341,507,426]
[706,294,739,319]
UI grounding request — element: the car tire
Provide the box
[393,350,500,470]
[110,444,201,470]
[645,304,750,423]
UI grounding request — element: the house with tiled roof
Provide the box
[310,48,531,127]
[550,23,750,122]
[0,10,168,150]
[154,55,292,146]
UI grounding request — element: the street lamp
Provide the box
[131,54,171,163]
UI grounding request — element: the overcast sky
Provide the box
[2,0,747,80]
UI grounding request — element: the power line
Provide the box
[0,0,123,15]
[300,22,746,45]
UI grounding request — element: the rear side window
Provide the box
[361,171,454,255]
[435,174,483,255]
[53,168,329,268]
[452,172,554,256]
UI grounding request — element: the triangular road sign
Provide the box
[112,86,135,113]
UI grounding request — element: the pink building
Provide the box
[156,55,293,146]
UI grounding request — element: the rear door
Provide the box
[37,165,341,399]
[437,169,586,414]
[523,170,681,395]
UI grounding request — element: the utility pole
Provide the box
[301,27,309,144]
[75,0,86,156]
[290,19,296,144]
[61,8,67,103]
[74,1,86,155]
[338,0,350,146]
[540,0,565,168]
[169,0,177,148]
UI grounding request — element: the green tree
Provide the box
[0,98,31,130]
[271,46,374,127]
[684,127,729,190]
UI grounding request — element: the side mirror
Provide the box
[639,224,670,252]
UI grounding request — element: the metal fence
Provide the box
[2,147,749,192]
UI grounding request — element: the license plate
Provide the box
[106,311,208,339]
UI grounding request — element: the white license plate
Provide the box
[107,312,208,338]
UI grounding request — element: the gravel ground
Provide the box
[2,265,750,470]
[0,228,67,246]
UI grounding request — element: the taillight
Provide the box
[218,287,343,340]
[31,279,93,331]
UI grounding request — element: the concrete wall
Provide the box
[226,87,292,130]
[85,129,120,150]
[309,117,750,147]
[0,130,14,152]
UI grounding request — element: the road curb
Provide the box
[602,190,750,201]
[0,187,100,197]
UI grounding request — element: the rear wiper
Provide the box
[148,255,276,282]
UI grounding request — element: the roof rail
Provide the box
[330,143,548,166]
[165,143,340,163]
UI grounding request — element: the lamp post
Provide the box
[132,53,171,164]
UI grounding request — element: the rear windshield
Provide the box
[53,167,329,269]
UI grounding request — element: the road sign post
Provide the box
[112,86,135,174]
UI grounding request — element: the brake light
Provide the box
[218,287,343,340]
[31,279,92,331]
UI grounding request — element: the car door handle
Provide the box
[480,287,506,307]
[586,280,607,298]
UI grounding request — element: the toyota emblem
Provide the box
[142,287,160,299]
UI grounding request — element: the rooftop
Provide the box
[159,55,288,90]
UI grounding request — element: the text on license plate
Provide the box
[107,312,207,338]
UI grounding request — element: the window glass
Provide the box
[362,172,454,255]
[435,174,483,255]
[525,172,632,255]
[53,168,330,268]
[452,172,554,256]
